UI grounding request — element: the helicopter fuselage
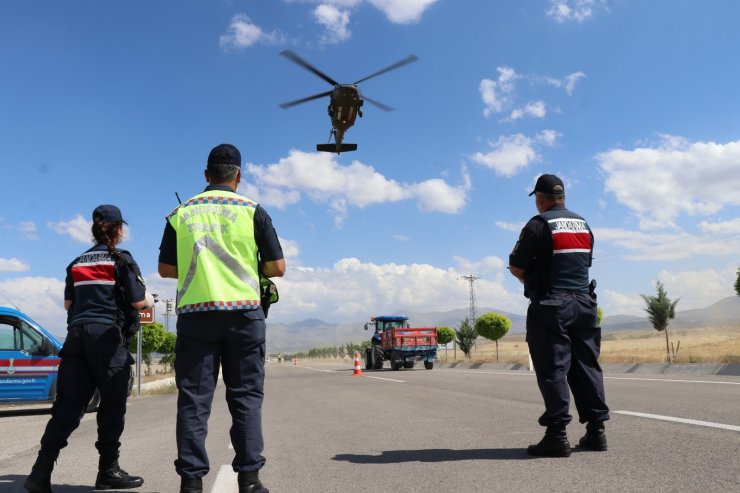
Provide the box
[329,84,363,136]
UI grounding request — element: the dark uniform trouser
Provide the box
[526,292,610,428]
[174,311,266,479]
[40,323,133,458]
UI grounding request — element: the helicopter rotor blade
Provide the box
[353,54,419,85]
[362,95,395,112]
[279,90,334,109]
[280,50,340,87]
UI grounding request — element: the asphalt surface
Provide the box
[1,362,738,492]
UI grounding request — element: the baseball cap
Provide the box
[529,174,565,196]
[92,204,127,224]
[207,143,241,168]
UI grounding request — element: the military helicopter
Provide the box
[279,50,418,154]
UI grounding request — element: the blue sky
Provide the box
[1,0,739,335]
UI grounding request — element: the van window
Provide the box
[0,316,45,353]
[0,318,19,350]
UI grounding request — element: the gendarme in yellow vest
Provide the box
[168,190,261,314]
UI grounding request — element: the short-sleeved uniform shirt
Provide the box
[509,204,594,294]
[65,244,146,326]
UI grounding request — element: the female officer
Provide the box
[25,204,153,493]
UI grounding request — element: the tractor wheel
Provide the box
[403,361,415,369]
[390,359,400,371]
[424,361,434,370]
[372,346,384,369]
[364,349,372,370]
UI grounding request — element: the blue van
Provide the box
[0,306,100,412]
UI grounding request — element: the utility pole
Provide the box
[163,299,174,331]
[459,274,479,327]
[459,274,480,350]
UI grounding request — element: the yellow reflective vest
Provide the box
[168,190,261,314]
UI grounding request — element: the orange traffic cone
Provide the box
[353,352,363,376]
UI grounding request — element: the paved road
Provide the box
[1,363,738,492]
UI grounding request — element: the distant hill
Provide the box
[267,296,740,353]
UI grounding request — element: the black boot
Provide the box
[578,422,607,451]
[238,471,269,493]
[527,426,571,457]
[94,456,144,490]
[180,477,203,493]
[24,450,58,493]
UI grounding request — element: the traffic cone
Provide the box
[352,352,363,376]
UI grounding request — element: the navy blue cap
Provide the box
[92,204,127,224]
[207,143,241,168]
[529,174,565,196]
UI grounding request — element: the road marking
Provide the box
[436,369,534,377]
[365,375,405,383]
[437,369,740,386]
[615,410,740,432]
[298,366,336,373]
[211,465,237,492]
[605,376,740,385]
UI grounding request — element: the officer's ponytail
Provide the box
[92,219,124,252]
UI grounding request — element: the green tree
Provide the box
[735,267,740,297]
[641,281,680,362]
[475,312,511,362]
[436,326,455,346]
[158,331,177,372]
[597,307,604,326]
[455,318,477,359]
[128,322,167,372]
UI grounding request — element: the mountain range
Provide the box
[266,296,740,353]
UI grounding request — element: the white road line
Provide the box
[435,369,534,377]
[297,366,337,373]
[615,410,740,432]
[211,465,237,492]
[436,369,739,386]
[365,375,405,383]
[605,376,740,385]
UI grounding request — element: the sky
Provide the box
[1,0,739,337]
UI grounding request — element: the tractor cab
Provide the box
[365,316,409,343]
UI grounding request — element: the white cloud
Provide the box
[0,258,30,272]
[657,267,736,310]
[593,227,740,261]
[470,131,559,177]
[367,0,438,24]
[546,0,608,23]
[0,277,67,336]
[219,14,281,49]
[697,218,740,234]
[479,67,519,118]
[495,221,525,233]
[314,4,351,44]
[546,71,586,95]
[47,214,92,243]
[509,100,546,121]
[392,234,409,241]
[19,221,37,240]
[271,256,523,322]
[596,135,740,228]
[243,150,469,224]
[601,289,645,318]
[279,238,301,260]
